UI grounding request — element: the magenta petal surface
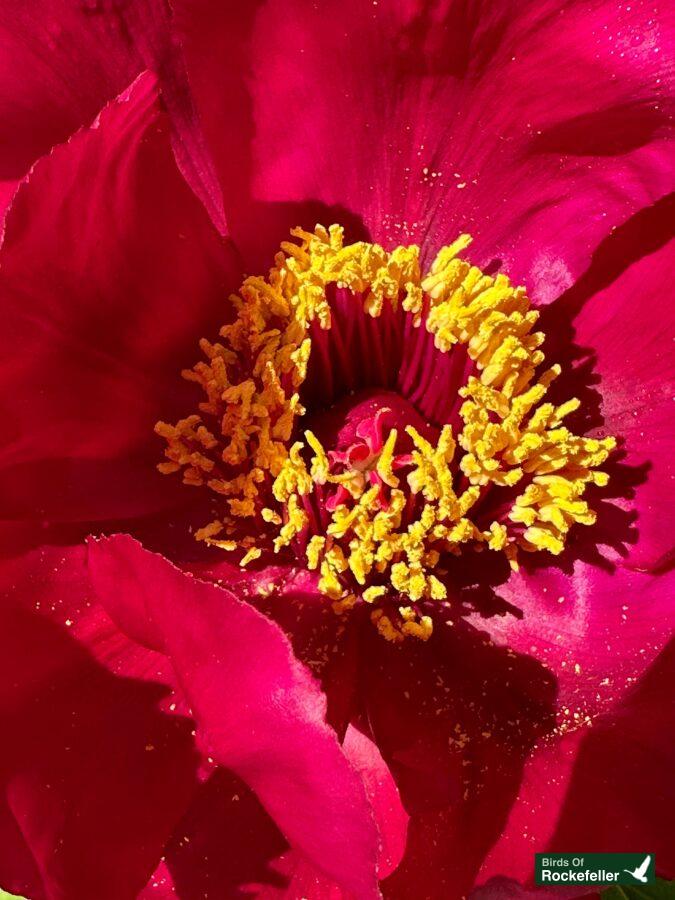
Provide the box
[170,1,672,294]
[0,1,141,178]
[0,544,198,900]
[476,732,586,888]
[483,563,674,721]
[140,769,289,898]
[87,534,381,898]
[342,725,408,881]
[0,72,237,524]
[362,622,556,898]
[117,0,227,234]
[479,639,675,888]
[564,238,675,571]
[140,725,407,897]
[267,726,409,891]
[546,639,675,878]
[184,555,362,737]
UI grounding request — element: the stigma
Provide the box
[156,226,615,641]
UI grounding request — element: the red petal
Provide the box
[548,638,675,878]
[168,1,672,294]
[479,639,675,888]
[0,1,140,178]
[362,621,556,898]
[185,557,362,737]
[551,236,675,572]
[115,0,227,233]
[0,72,238,524]
[140,769,289,898]
[484,563,674,719]
[87,534,381,898]
[343,725,408,881]
[140,725,407,897]
[0,544,198,900]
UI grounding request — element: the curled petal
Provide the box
[0,72,238,524]
[116,0,227,233]
[0,544,198,900]
[88,534,381,898]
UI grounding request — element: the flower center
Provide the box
[156,225,615,641]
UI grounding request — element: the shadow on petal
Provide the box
[163,769,290,898]
[548,637,675,880]
[0,604,198,900]
[362,620,557,899]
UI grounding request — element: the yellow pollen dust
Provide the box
[156,225,615,641]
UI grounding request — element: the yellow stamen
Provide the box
[376,429,400,487]
[157,226,615,642]
[240,547,262,567]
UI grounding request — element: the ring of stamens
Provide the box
[156,225,615,641]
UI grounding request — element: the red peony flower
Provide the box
[1,2,673,899]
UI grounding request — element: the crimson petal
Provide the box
[483,562,675,721]
[0,0,141,178]
[140,725,407,897]
[140,769,290,898]
[0,72,238,525]
[117,0,227,234]
[548,637,675,879]
[87,534,381,898]
[166,1,672,295]
[0,544,198,900]
[362,621,556,898]
[555,237,675,572]
[479,639,675,889]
